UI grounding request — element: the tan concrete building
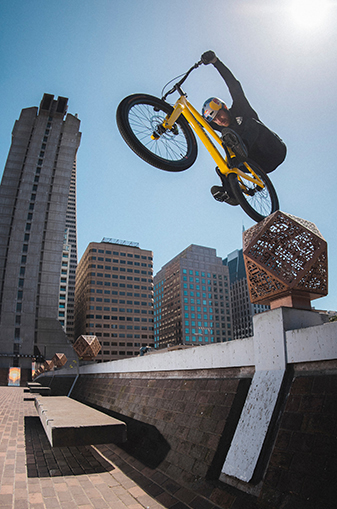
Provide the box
[75,239,154,361]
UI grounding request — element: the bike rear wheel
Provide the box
[228,162,279,222]
[116,94,198,172]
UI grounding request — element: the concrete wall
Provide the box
[39,308,337,508]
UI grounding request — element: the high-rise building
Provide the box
[0,94,81,383]
[59,159,78,341]
[154,245,232,349]
[74,239,154,361]
[223,249,269,339]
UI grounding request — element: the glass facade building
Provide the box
[223,249,269,339]
[154,245,232,349]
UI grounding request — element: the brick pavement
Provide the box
[0,387,167,509]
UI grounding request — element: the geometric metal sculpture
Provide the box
[52,353,67,368]
[43,360,54,371]
[243,211,328,310]
[73,335,101,360]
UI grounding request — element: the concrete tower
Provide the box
[0,94,81,383]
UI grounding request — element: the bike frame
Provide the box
[161,95,264,189]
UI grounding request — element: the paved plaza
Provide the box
[0,387,167,509]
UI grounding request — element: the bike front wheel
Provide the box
[116,94,198,172]
[228,162,279,222]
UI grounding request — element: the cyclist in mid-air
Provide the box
[201,50,286,205]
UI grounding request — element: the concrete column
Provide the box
[221,307,327,483]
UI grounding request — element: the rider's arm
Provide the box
[212,58,258,118]
[201,51,242,94]
[213,59,243,96]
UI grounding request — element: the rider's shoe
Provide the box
[211,185,228,202]
[211,184,238,206]
[221,128,248,162]
[212,167,239,206]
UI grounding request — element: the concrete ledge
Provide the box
[35,396,127,447]
[40,337,255,378]
[286,320,337,363]
[37,310,337,382]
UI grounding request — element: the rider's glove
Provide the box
[201,50,217,65]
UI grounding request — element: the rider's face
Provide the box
[213,108,231,127]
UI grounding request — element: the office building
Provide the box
[74,239,154,361]
[0,94,81,383]
[223,249,269,339]
[154,244,232,349]
[59,160,78,341]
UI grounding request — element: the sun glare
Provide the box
[289,0,333,29]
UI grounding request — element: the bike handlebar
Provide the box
[162,61,203,101]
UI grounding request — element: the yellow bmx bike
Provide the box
[116,61,279,222]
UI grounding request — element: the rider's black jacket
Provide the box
[211,59,286,173]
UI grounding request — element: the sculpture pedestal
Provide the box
[268,290,312,310]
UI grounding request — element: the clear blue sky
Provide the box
[1,0,336,311]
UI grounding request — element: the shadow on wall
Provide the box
[84,404,171,469]
[206,378,252,481]
[121,414,171,469]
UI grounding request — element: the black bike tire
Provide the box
[228,162,279,222]
[116,94,198,172]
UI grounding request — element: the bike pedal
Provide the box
[211,186,228,202]
[215,194,227,202]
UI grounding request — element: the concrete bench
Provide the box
[29,386,51,396]
[35,396,127,448]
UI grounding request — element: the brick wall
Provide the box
[259,365,337,508]
[0,368,9,386]
[40,361,337,509]
[70,368,252,486]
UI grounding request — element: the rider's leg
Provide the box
[211,167,238,206]
[221,128,248,162]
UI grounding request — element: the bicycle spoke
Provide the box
[238,175,273,217]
